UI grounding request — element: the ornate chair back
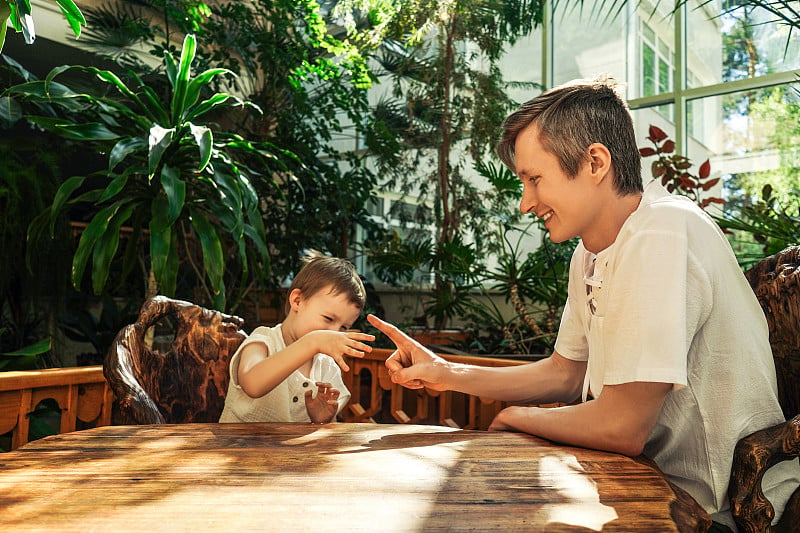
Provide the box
[103,296,246,424]
[729,245,800,532]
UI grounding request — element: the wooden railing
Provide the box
[0,366,113,451]
[340,348,548,430]
[0,350,544,450]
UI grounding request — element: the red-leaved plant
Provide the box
[639,125,725,211]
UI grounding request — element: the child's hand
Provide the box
[304,330,374,372]
[305,382,340,424]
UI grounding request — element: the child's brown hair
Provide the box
[284,250,366,314]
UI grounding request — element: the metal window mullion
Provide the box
[542,0,553,89]
[674,0,687,154]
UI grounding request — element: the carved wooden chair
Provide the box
[103,295,246,424]
[729,245,800,533]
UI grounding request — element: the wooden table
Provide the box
[0,423,709,532]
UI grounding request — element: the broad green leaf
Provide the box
[109,137,146,172]
[1,337,51,356]
[171,34,197,125]
[16,0,34,45]
[148,124,173,180]
[184,68,232,110]
[190,210,224,297]
[98,174,129,203]
[8,1,20,32]
[164,52,178,89]
[138,83,169,124]
[71,202,125,289]
[211,280,226,311]
[49,175,86,237]
[0,96,22,127]
[243,222,269,266]
[73,66,138,102]
[91,204,133,294]
[185,93,232,121]
[54,0,86,38]
[189,123,212,171]
[160,165,186,226]
[149,222,178,297]
[149,218,171,291]
[27,116,119,141]
[0,2,9,54]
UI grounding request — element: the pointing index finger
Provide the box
[367,314,414,346]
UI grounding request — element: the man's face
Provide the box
[514,125,600,244]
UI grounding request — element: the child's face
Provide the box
[291,286,362,336]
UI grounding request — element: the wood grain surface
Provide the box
[0,422,709,532]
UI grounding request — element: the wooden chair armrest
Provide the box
[729,414,800,533]
[103,296,245,424]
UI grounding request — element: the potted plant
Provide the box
[3,33,288,310]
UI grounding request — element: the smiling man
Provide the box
[367,77,799,531]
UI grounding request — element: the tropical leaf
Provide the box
[91,203,134,294]
[27,116,119,140]
[190,209,225,297]
[189,123,212,171]
[49,175,86,236]
[171,33,197,125]
[71,202,127,289]
[159,165,186,226]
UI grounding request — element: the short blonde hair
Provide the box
[497,76,643,195]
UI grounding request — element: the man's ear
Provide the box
[587,143,612,182]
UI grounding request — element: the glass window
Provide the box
[551,4,628,93]
[500,31,544,104]
[687,84,800,203]
[687,0,800,87]
[631,103,677,168]
[637,18,674,106]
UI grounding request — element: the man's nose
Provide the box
[519,189,537,215]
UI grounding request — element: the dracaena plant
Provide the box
[0,0,86,53]
[4,33,289,310]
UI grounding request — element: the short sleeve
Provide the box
[227,327,280,388]
[600,224,703,388]
[554,244,589,362]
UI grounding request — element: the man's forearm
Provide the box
[445,354,584,404]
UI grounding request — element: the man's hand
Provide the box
[303,330,374,372]
[366,314,451,391]
[305,382,340,423]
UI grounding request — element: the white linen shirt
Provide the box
[219,324,351,423]
[554,179,800,528]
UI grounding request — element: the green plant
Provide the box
[353,0,544,329]
[0,0,85,53]
[464,217,574,355]
[3,34,289,310]
[367,233,482,330]
[0,336,50,371]
[58,293,139,366]
[363,0,543,245]
[715,184,800,267]
[76,1,384,288]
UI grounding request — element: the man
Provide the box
[367,77,799,530]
